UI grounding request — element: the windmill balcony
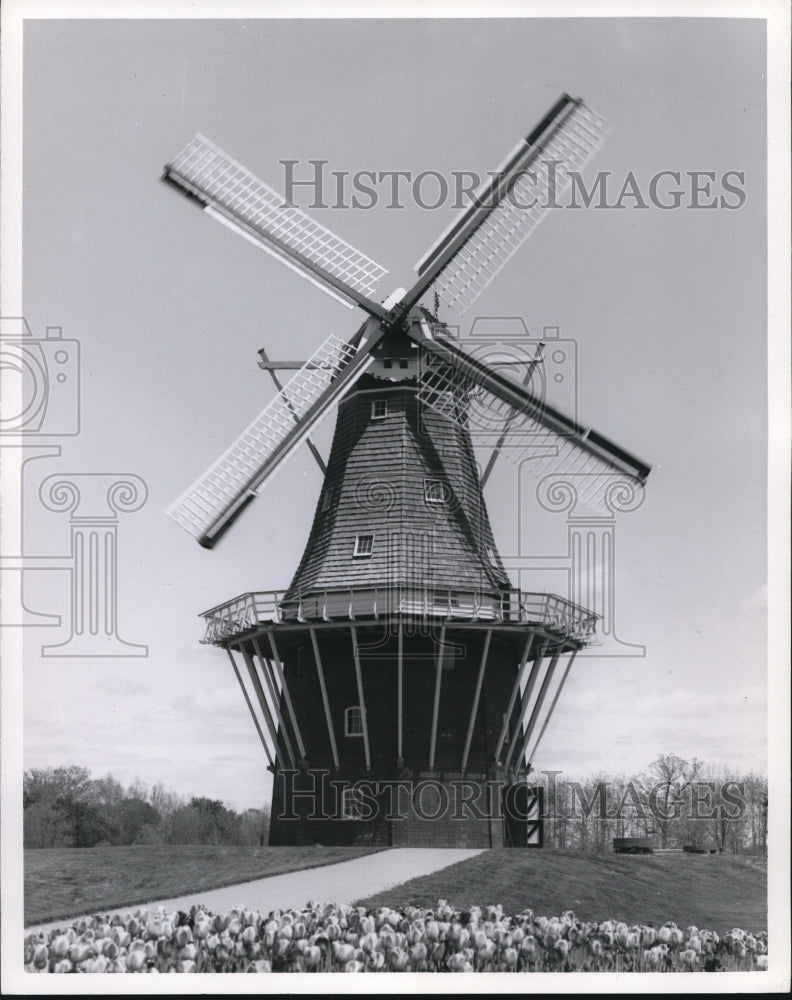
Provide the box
[199,587,598,646]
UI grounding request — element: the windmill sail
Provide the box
[167,325,386,547]
[412,315,650,512]
[163,93,649,545]
[403,96,609,318]
[163,134,389,317]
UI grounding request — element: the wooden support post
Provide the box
[503,640,548,771]
[428,626,445,771]
[266,630,307,760]
[397,623,404,761]
[309,627,339,770]
[494,634,535,763]
[516,645,562,769]
[226,647,275,768]
[238,644,290,767]
[461,629,492,774]
[258,346,326,474]
[251,636,296,767]
[480,351,542,488]
[350,627,371,770]
[525,649,578,764]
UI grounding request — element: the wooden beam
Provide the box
[524,649,578,764]
[410,330,651,485]
[258,346,326,474]
[350,627,371,770]
[309,627,339,770]
[479,349,544,488]
[502,640,548,771]
[428,626,445,771]
[413,94,576,282]
[251,636,296,767]
[226,647,275,768]
[397,624,404,761]
[266,630,307,760]
[162,160,390,319]
[461,629,492,774]
[241,645,286,768]
[493,634,535,763]
[393,97,581,321]
[257,357,324,370]
[241,643,293,768]
[515,646,563,769]
[193,316,387,548]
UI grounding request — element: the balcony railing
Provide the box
[199,587,598,645]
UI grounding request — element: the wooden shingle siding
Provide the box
[286,381,511,600]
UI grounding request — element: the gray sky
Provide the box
[13,13,772,811]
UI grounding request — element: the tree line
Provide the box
[23,767,269,849]
[537,754,767,854]
[23,754,767,853]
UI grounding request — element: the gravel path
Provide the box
[27,847,484,935]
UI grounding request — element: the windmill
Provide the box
[163,95,650,846]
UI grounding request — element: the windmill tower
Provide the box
[164,95,650,846]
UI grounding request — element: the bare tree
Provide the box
[638,754,702,849]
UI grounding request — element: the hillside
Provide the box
[25,845,383,926]
[25,845,767,935]
[356,849,767,934]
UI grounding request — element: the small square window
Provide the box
[345,705,364,736]
[383,358,393,369]
[399,359,409,369]
[371,399,388,420]
[322,487,333,512]
[353,534,374,558]
[424,479,450,504]
[441,651,457,671]
[341,787,365,820]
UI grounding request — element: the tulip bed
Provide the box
[24,900,768,973]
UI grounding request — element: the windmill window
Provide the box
[322,488,333,512]
[486,545,498,567]
[399,359,409,369]
[383,359,393,369]
[424,479,450,504]
[345,706,364,737]
[441,651,457,671]
[341,787,365,820]
[353,533,374,558]
[371,399,388,420]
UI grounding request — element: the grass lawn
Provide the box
[355,849,768,934]
[25,845,384,926]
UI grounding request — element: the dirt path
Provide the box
[26,848,484,935]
